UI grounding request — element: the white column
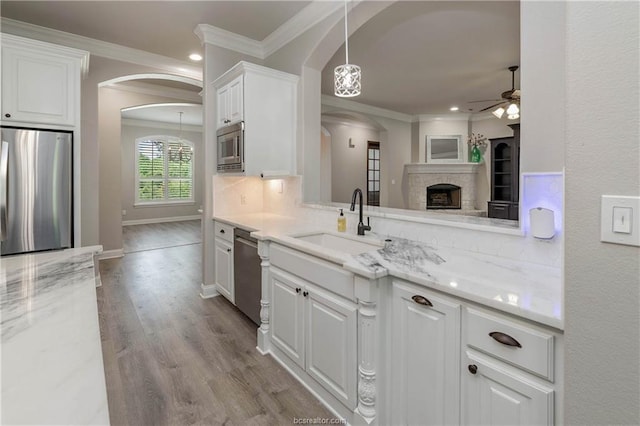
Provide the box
[354,275,379,424]
[256,240,271,354]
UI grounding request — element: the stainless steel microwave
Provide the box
[217,122,244,173]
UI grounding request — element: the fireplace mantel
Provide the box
[405,162,481,174]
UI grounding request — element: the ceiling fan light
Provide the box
[492,107,505,119]
[506,103,520,115]
[507,113,520,120]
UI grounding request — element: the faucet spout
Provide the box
[350,188,371,236]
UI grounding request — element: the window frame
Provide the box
[134,135,195,206]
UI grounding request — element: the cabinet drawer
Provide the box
[270,244,354,301]
[464,307,555,381]
[214,221,234,243]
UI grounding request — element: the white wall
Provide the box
[321,121,380,204]
[121,121,203,223]
[418,117,469,163]
[564,2,640,424]
[520,1,565,173]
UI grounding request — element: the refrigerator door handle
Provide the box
[0,141,8,241]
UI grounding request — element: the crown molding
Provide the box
[262,1,345,57]
[415,113,472,122]
[195,1,344,60]
[194,24,264,59]
[321,114,381,131]
[321,94,414,123]
[121,118,202,132]
[1,18,202,80]
[100,80,202,102]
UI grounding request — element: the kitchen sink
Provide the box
[294,232,382,255]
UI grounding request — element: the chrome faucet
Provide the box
[350,188,371,236]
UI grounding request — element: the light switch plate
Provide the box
[601,195,640,246]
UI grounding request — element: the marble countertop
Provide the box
[214,213,563,330]
[0,246,110,425]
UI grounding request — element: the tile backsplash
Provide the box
[213,173,563,267]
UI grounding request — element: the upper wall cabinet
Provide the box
[213,61,298,177]
[216,74,243,128]
[1,34,89,127]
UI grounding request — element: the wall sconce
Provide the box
[348,137,355,148]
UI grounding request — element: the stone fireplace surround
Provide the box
[405,163,481,213]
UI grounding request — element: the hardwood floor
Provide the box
[98,236,335,425]
[122,220,202,254]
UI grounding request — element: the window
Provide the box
[367,141,380,206]
[136,136,194,204]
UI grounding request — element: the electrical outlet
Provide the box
[240,194,246,205]
[122,209,127,216]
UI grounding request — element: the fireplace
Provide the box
[426,184,461,209]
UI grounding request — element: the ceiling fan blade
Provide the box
[467,99,502,104]
[479,102,505,112]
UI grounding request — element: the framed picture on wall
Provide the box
[426,135,463,163]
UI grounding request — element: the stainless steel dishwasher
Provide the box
[233,228,261,325]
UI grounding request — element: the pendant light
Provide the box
[168,111,193,162]
[334,0,361,97]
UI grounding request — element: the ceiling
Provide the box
[322,1,520,115]
[121,103,202,126]
[0,1,311,61]
[1,0,520,116]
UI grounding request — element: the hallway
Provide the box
[97,223,334,425]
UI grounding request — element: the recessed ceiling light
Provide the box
[450,106,459,111]
[189,53,203,62]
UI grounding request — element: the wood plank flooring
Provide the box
[122,220,202,254]
[98,226,335,425]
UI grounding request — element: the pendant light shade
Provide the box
[334,0,361,97]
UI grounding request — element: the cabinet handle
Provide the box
[227,248,231,253]
[411,295,433,307]
[468,364,478,375]
[295,288,301,294]
[489,331,522,348]
[4,113,10,118]
[220,229,225,234]
[303,291,309,297]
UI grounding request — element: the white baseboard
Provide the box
[200,283,219,299]
[122,215,201,226]
[97,249,124,260]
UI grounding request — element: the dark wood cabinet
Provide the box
[488,124,520,220]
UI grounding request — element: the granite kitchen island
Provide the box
[0,246,109,425]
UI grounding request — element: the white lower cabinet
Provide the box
[270,266,358,410]
[462,350,554,426]
[389,279,561,426]
[390,280,461,426]
[214,221,235,303]
[214,238,234,302]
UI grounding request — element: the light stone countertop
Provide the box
[215,213,563,330]
[0,246,110,425]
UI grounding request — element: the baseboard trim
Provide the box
[122,215,201,226]
[97,249,124,260]
[200,283,219,299]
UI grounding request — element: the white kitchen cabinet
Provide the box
[390,280,461,426]
[216,74,243,128]
[461,306,558,426]
[1,34,88,127]
[270,266,358,410]
[214,222,234,303]
[462,350,554,426]
[213,61,298,176]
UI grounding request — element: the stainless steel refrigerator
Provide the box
[0,127,73,256]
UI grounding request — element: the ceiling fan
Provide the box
[468,66,521,117]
